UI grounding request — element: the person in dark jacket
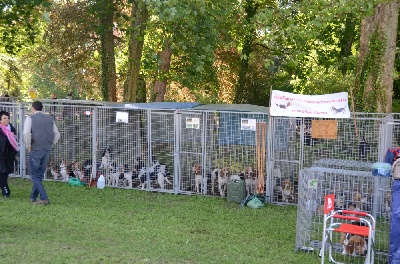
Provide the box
[0,110,19,198]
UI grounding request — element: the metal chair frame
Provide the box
[320,210,375,264]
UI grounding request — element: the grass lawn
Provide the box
[0,178,319,264]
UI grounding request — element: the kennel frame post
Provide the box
[174,110,181,194]
[201,111,207,195]
[19,102,26,178]
[91,107,98,186]
[265,116,273,203]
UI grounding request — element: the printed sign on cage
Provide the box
[241,118,256,131]
[186,117,200,129]
[270,90,350,118]
[116,111,129,123]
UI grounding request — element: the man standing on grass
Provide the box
[23,101,60,205]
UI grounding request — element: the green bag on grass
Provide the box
[247,197,264,209]
[69,178,86,187]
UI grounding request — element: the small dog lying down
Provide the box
[341,233,368,256]
[341,221,369,256]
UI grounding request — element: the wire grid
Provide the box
[296,167,391,263]
[200,110,268,197]
[96,107,171,190]
[270,114,386,205]
[43,102,95,183]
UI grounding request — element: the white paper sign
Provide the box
[241,118,256,131]
[116,111,129,123]
[270,90,350,118]
[186,117,200,129]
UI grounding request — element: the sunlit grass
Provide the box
[0,178,320,264]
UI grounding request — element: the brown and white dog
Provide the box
[192,164,202,193]
[243,166,257,195]
[72,161,84,181]
[341,233,368,256]
[49,161,59,180]
[218,167,230,197]
[281,179,294,202]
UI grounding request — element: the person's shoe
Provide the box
[32,199,50,205]
[30,199,36,203]
[3,195,10,198]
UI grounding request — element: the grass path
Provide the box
[0,178,319,264]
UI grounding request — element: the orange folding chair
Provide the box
[320,194,375,264]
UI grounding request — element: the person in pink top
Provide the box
[0,110,19,198]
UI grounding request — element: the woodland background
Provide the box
[0,0,399,112]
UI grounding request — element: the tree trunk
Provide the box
[99,0,117,102]
[153,42,172,102]
[234,0,259,104]
[339,14,356,75]
[124,1,148,103]
[354,1,398,112]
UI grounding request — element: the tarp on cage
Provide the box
[390,180,400,264]
[123,102,201,109]
[193,104,268,146]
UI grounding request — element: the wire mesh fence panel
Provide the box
[178,111,204,194]
[270,114,386,205]
[200,110,268,198]
[269,117,300,204]
[43,103,95,183]
[296,167,391,264]
[144,110,175,192]
[96,107,147,189]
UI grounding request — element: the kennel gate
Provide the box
[185,106,269,198]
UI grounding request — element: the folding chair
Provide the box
[320,195,375,264]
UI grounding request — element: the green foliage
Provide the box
[0,0,396,105]
[0,0,51,54]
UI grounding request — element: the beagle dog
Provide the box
[341,233,367,256]
[243,166,257,195]
[192,164,202,193]
[218,167,230,197]
[281,178,294,202]
[49,161,59,180]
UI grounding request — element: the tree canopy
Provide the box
[0,0,398,112]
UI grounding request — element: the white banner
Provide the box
[270,90,350,118]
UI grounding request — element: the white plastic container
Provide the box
[97,174,105,189]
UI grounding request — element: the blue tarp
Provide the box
[217,113,266,146]
[123,102,201,109]
[390,180,400,264]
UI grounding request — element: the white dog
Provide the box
[110,166,121,187]
[157,170,172,190]
[60,160,69,182]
